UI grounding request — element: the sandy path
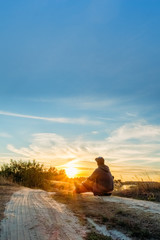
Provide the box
[100,195,160,215]
[80,193,160,215]
[0,188,85,240]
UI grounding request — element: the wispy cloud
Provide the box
[67,98,115,110]
[0,110,101,125]
[107,122,160,143]
[126,112,137,118]
[6,122,160,180]
[91,131,99,135]
[0,132,12,138]
[29,97,116,110]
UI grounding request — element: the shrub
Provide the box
[0,159,69,190]
[1,160,45,188]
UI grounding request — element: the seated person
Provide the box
[74,157,114,196]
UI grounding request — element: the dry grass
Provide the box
[85,232,112,240]
[52,190,160,240]
[49,178,160,203]
[113,181,160,202]
[0,176,20,229]
[1,174,160,239]
[48,180,75,191]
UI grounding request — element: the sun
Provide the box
[65,167,78,178]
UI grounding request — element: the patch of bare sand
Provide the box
[0,188,86,240]
[84,193,160,215]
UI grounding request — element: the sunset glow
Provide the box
[0,1,160,183]
[65,167,78,178]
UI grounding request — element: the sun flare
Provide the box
[65,167,78,178]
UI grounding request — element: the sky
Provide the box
[0,0,160,181]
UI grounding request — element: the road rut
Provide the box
[0,188,85,240]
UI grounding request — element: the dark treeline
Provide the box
[0,160,67,189]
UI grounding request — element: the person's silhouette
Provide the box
[74,157,114,196]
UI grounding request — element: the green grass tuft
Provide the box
[85,232,112,240]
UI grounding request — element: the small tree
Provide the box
[1,160,45,188]
[1,160,69,189]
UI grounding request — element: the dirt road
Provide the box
[1,188,160,240]
[0,188,86,240]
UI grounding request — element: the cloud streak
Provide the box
[29,96,117,110]
[0,110,101,125]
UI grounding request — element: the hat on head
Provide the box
[95,156,104,164]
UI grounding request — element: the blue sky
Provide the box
[0,0,160,180]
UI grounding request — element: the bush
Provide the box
[1,160,46,188]
[0,160,68,189]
